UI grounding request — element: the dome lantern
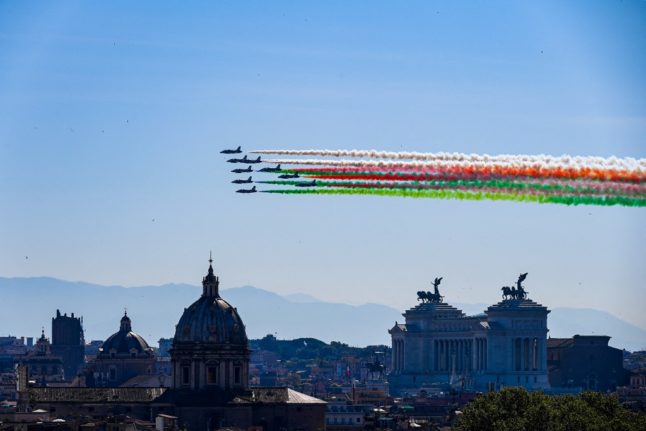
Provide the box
[120,310,132,332]
[202,252,220,297]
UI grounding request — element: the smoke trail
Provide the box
[257,179,645,197]
[262,158,645,174]
[262,159,645,182]
[252,149,646,170]
[261,188,646,207]
[293,171,646,193]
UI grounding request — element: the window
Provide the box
[109,367,116,381]
[234,366,241,384]
[207,366,217,384]
[182,366,190,385]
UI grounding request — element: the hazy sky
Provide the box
[1,1,645,329]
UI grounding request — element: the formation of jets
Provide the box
[221,146,319,194]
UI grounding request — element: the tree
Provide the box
[454,387,646,431]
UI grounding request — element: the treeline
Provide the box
[455,387,646,431]
[250,334,390,362]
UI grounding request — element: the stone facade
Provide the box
[20,258,327,431]
[171,258,250,391]
[389,292,550,394]
[87,313,155,387]
[19,330,65,385]
[50,310,85,380]
[548,335,628,391]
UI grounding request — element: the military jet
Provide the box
[278,172,300,179]
[231,166,253,174]
[258,164,282,173]
[227,155,249,163]
[236,186,257,193]
[232,176,253,184]
[227,155,262,164]
[295,180,317,187]
[220,146,242,154]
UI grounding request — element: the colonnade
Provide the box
[433,339,482,373]
[392,339,405,371]
[513,337,541,371]
[474,338,487,371]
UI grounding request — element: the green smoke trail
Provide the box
[261,188,646,207]
[256,179,644,197]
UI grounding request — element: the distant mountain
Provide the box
[548,307,646,352]
[0,277,400,347]
[282,293,322,303]
[1,277,644,351]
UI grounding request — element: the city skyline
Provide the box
[1,1,645,331]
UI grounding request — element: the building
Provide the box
[51,310,85,380]
[617,370,646,412]
[18,330,64,386]
[389,275,550,394]
[19,257,326,431]
[325,399,372,429]
[547,335,628,391]
[86,312,156,387]
[170,259,249,392]
[0,337,30,373]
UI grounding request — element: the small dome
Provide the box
[100,312,152,356]
[173,261,247,345]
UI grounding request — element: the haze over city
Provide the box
[1,1,645,329]
[2,3,646,430]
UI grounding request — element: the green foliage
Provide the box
[251,335,390,362]
[454,387,646,431]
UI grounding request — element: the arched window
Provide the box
[182,366,190,385]
[207,366,218,385]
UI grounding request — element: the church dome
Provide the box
[99,312,152,356]
[173,259,247,345]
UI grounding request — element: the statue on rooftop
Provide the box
[417,277,444,303]
[501,273,529,300]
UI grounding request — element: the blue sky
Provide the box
[1,1,645,329]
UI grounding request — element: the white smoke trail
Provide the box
[261,158,646,175]
[252,149,646,171]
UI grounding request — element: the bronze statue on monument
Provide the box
[417,277,444,303]
[501,272,529,300]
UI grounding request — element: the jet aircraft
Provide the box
[295,180,317,187]
[258,164,282,173]
[228,155,249,163]
[278,173,300,179]
[220,146,242,154]
[232,176,253,184]
[227,155,262,164]
[231,166,253,174]
[236,186,257,193]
